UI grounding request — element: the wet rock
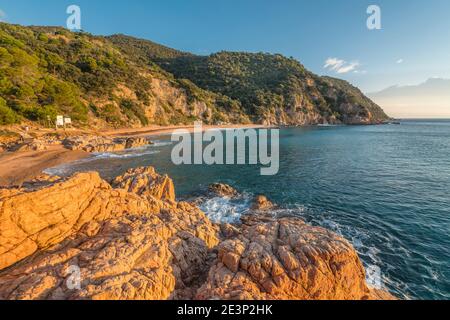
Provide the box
[251,195,275,211]
[208,183,239,198]
[182,183,241,207]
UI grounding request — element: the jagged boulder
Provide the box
[0,167,219,300]
[0,172,151,271]
[196,214,393,300]
[112,167,176,202]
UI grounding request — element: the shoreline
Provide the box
[0,145,90,187]
[103,124,270,138]
[0,124,269,187]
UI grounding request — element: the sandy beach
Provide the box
[103,124,269,137]
[0,145,90,186]
[0,124,268,187]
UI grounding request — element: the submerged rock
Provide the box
[0,167,395,300]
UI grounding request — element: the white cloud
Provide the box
[324,57,361,74]
[396,59,404,64]
[324,58,345,71]
[0,9,5,21]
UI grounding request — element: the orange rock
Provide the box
[112,167,176,202]
[196,215,395,300]
[251,195,275,211]
[0,168,219,300]
[0,172,151,271]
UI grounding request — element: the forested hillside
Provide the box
[0,23,388,128]
[0,23,248,127]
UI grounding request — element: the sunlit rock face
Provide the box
[0,167,394,300]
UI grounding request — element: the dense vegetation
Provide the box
[0,23,388,127]
[0,23,246,126]
[109,35,388,124]
[153,52,388,123]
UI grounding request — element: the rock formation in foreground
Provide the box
[0,167,394,300]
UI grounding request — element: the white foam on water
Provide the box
[152,140,174,147]
[92,149,159,159]
[199,193,253,224]
[43,164,75,176]
[43,148,160,176]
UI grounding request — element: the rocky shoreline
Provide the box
[1,134,152,154]
[0,166,395,300]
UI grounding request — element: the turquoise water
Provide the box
[48,120,450,300]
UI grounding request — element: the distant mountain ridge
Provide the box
[368,78,450,118]
[0,22,388,127]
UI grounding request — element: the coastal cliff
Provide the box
[0,167,394,300]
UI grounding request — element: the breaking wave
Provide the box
[199,192,253,224]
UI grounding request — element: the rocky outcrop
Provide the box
[0,172,151,271]
[14,140,48,152]
[0,201,219,300]
[251,195,275,211]
[0,167,395,300]
[208,183,239,198]
[197,214,377,300]
[62,136,151,153]
[0,167,218,300]
[112,167,176,202]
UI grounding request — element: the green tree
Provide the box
[0,97,18,125]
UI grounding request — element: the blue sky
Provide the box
[0,0,449,93]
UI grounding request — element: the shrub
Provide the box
[100,104,122,125]
[120,99,149,126]
[24,105,59,122]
